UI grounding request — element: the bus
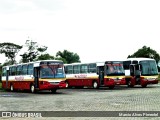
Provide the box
[1,60,66,93]
[123,58,159,88]
[105,61,126,86]
[64,61,126,89]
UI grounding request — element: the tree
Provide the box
[128,46,160,63]
[0,42,22,65]
[56,50,81,64]
[20,40,48,63]
[55,57,67,64]
[2,60,13,66]
[36,53,54,60]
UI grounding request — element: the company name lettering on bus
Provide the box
[74,74,87,78]
[15,76,24,81]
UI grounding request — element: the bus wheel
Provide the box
[30,84,35,93]
[10,84,14,92]
[92,81,98,89]
[51,89,57,93]
[128,81,134,87]
[109,86,115,89]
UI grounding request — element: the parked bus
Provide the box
[105,61,126,86]
[64,61,126,89]
[1,60,66,93]
[123,58,159,88]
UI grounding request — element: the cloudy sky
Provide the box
[0,0,160,63]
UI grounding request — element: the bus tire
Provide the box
[128,81,134,88]
[51,89,57,93]
[92,81,99,89]
[10,84,14,92]
[30,84,35,93]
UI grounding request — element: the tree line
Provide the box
[127,46,160,72]
[0,40,81,66]
[0,40,160,72]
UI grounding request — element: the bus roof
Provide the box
[105,61,123,64]
[126,58,155,61]
[64,62,105,66]
[2,60,63,68]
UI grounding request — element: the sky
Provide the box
[0,0,160,64]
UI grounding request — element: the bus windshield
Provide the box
[40,64,65,78]
[106,64,125,76]
[139,60,158,76]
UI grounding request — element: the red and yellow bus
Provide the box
[64,61,126,89]
[123,58,159,88]
[1,60,66,93]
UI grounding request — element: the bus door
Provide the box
[34,67,40,88]
[130,64,141,84]
[130,64,135,77]
[134,64,141,83]
[98,66,104,85]
[6,67,9,89]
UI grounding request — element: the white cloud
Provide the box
[0,0,160,63]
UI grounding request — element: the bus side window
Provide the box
[28,64,33,75]
[9,66,16,76]
[12,66,16,75]
[17,65,22,75]
[22,64,28,75]
[73,65,80,74]
[88,63,96,73]
[65,66,73,74]
[81,64,88,73]
[2,68,7,76]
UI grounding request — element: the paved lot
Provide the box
[0,84,160,120]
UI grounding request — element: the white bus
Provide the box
[1,60,66,93]
[65,61,126,89]
[123,58,159,87]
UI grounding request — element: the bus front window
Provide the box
[40,64,65,78]
[140,60,158,76]
[54,65,65,78]
[106,64,125,76]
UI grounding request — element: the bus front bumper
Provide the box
[39,81,66,90]
[141,79,158,85]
